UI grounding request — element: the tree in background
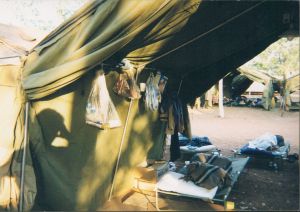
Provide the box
[241,37,299,79]
[0,0,88,33]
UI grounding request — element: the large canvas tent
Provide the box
[222,67,300,109]
[0,0,299,210]
[237,68,300,109]
[238,68,300,94]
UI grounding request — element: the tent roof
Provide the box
[21,0,299,101]
[246,81,265,92]
[151,0,299,102]
[238,68,273,84]
[0,23,44,65]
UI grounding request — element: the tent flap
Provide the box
[22,0,200,100]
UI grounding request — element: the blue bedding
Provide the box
[240,144,274,157]
[178,133,212,147]
[240,143,289,158]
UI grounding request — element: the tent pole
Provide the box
[19,101,29,212]
[218,79,224,118]
[108,99,133,201]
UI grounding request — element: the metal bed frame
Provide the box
[155,156,249,210]
[233,143,290,170]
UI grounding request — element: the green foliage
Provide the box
[241,37,299,78]
[0,0,88,33]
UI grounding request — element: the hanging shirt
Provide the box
[165,93,184,135]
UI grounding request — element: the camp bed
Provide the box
[180,145,219,161]
[180,145,218,154]
[155,156,249,210]
[233,143,290,170]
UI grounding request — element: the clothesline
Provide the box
[101,62,161,73]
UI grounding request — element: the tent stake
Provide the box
[19,101,29,212]
[108,99,133,201]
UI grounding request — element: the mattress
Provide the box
[157,171,218,200]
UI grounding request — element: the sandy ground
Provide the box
[189,106,299,156]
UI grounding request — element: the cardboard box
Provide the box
[133,161,168,191]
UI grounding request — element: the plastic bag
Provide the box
[113,59,141,99]
[86,71,121,129]
[113,72,130,97]
[113,70,141,99]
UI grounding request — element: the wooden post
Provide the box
[219,79,224,118]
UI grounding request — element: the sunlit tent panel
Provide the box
[0,0,298,210]
[286,74,300,93]
[0,24,42,210]
[22,0,199,99]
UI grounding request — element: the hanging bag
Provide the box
[113,59,141,99]
[113,72,131,97]
[86,71,121,129]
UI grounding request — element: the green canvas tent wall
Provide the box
[0,23,42,210]
[0,0,299,211]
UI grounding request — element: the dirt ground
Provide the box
[116,106,299,211]
[188,106,300,211]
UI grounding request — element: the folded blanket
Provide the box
[181,155,232,190]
